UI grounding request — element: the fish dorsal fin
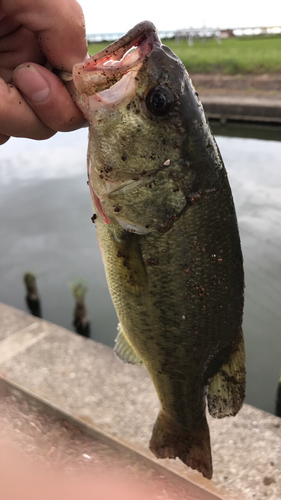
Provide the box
[114,323,143,365]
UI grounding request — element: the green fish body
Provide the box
[71,21,245,479]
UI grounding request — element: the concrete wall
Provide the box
[0,302,280,500]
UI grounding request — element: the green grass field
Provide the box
[88,35,281,75]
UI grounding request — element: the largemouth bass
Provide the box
[67,21,245,479]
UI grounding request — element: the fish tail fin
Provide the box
[149,410,212,479]
[207,328,246,418]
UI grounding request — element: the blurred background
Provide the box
[1,1,281,416]
[78,0,280,38]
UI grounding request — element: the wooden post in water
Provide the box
[71,280,91,338]
[23,272,42,318]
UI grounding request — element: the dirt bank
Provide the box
[191,73,281,99]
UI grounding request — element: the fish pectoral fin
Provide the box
[112,233,148,295]
[114,323,143,365]
[207,329,246,418]
[149,410,212,479]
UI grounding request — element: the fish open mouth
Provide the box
[73,22,161,226]
[73,21,160,97]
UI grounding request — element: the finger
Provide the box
[1,0,87,71]
[0,26,45,82]
[0,14,21,36]
[0,133,10,145]
[0,77,55,140]
[0,8,6,22]
[13,63,87,132]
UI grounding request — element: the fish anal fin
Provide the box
[114,323,143,365]
[149,410,212,479]
[207,330,246,418]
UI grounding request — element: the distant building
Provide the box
[87,26,281,44]
[220,29,234,38]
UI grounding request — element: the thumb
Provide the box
[13,63,86,133]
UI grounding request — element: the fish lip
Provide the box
[88,21,158,64]
[73,21,161,95]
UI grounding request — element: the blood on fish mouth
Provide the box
[73,21,160,96]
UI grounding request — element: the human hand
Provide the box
[0,0,88,145]
[1,436,159,500]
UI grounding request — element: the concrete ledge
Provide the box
[0,377,224,500]
[0,303,280,500]
[200,95,281,123]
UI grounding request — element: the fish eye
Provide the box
[146,86,174,116]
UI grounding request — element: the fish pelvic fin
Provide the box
[207,329,246,418]
[149,410,212,479]
[114,323,143,365]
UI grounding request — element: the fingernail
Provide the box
[14,64,50,103]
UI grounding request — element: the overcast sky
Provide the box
[78,0,281,34]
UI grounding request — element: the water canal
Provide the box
[0,123,281,415]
